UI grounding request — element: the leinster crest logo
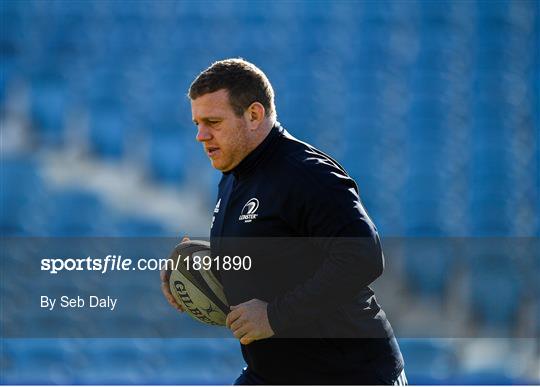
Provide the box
[239,198,259,223]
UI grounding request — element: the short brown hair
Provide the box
[188,58,276,120]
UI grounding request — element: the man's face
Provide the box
[191,89,251,172]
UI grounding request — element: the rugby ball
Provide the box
[167,240,228,326]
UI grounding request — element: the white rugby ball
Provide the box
[168,240,228,326]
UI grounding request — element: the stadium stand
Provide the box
[1,0,538,384]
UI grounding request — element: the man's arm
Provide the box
[226,155,384,341]
[266,157,385,334]
[266,220,384,335]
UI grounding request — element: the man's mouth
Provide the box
[206,147,220,157]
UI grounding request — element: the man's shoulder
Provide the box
[275,130,355,189]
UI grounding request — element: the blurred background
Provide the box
[1,0,539,384]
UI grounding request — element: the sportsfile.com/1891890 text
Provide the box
[40,255,252,274]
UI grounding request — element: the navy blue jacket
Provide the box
[210,123,404,384]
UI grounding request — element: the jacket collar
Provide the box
[228,122,283,180]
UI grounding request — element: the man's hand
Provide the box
[226,299,275,345]
[160,236,190,313]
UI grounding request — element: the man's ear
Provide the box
[245,102,265,129]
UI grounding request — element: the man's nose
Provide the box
[196,125,212,142]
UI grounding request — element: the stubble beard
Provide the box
[216,120,251,172]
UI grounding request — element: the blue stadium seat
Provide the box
[45,190,107,236]
[399,339,457,385]
[29,72,68,146]
[0,51,18,104]
[469,199,512,236]
[469,253,521,330]
[113,216,167,236]
[402,229,453,298]
[453,369,521,385]
[0,157,46,235]
[76,340,153,384]
[402,174,438,204]
[10,340,76,384]
[148,131,188,185]
[88,101,127,159]
[0,340,15,383]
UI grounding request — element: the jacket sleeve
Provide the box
[266,159,385,335]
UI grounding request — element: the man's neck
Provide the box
[247,119,274,154]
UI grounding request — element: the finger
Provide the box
[230,304,238,310]
[167,296,181,309]
[165,292,180,307]
[226,309,242,328]
[171,300,184,312]
[161,281,173,297]
[161,283,184,312]
[172,303,184,312]
[164,292,177,305]
[230,316,245,332]
[225,308,242,328]
[232,324,250,340]
[160,268,171,283]
[167,297,184,312]
[181,235,190,243]
[240,336,255,345]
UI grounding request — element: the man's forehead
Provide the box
[191,89,232,118]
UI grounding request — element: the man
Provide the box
[161,58,406,385]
